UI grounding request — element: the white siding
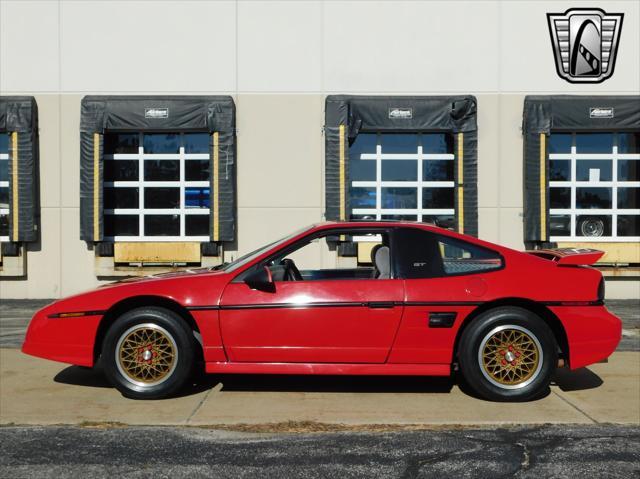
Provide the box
[0,0,638,299]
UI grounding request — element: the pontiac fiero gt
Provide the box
[22,222,621,401]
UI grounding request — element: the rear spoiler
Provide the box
[526,248,604,266]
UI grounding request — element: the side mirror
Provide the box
[244,266,275,293]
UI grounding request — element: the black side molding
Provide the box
[428,312,457,328]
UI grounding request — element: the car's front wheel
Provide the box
[458,307,557,401]
[102,307,195,399]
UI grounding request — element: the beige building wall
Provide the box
[1,0,639,299]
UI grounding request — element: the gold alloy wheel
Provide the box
[479,325,542,389]
[116,323,178,387]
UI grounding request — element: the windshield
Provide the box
[216,225,314,273]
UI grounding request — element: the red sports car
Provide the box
[22,222,621,401]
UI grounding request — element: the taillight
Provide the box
[597,278,605,303]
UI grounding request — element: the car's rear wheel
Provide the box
[102,307,195,399]
[458,307,557,401]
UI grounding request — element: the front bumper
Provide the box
[551,305,622,370]
[21,307,103,367]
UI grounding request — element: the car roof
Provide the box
[310,220,442,231]
[306,221,517,256]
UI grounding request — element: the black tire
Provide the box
[458,307,557,402]
[102,307,195,399]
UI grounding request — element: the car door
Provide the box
[387,227,504,365]
[219,229,404,364]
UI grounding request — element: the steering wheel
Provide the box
[280,258,303,281]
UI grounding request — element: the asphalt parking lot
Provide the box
[1,425,639,478]
[1,299,639,477]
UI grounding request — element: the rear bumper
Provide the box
[21,308,102,368]
[550,305,622,370]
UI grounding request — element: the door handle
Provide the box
[368,302,396,309]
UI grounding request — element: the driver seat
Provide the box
[371,245,390,279]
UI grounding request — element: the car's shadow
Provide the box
[53,364,604,399]
[54,365,455,397]
[54,365,112,389]
[201,374,455,394]
[552,366,604,391]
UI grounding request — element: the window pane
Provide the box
[0,187,8,209]
[350,159,376,182]
[422,188,454,209]
[423,160,453,181]
[381,134,417,154]
[618,133,640,154]
[617,216,639,237]
[104,133,138,154]
[576,133,613,153]
[381,160,416,181]
[422,134,453,154]
[0,133,8,154]
[269,231,386,278]
[424,215,455,230]
[144,187,180,209]
[143,133,179,154]
[145,215,179,236]
[576,215,611,237]
[350,187,376,209]
[576,160,612,181]
[381,187,417,209]
[184,133,209,153]
[576,187,611,209]
[349,134,377,181]
[381,214,417,221]
[185,160,210,181]
[185,215,209,236]
[0,160,7,182]
[618,187,639,209]
[549,215,571,236]
[185,187,210,209]
[0,214,8,237]
[104,215,139,236]
[549,160,570,181]
[104,160,138,181]
[550,187,571,209]
[144,160,179,181]
[104,187,138,209]
[549,134,572,153]
[618,160,640,181]
[438,236,502,275]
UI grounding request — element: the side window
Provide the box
[394,227,502,278]
[266,230,390,281]
[437,236,502,275]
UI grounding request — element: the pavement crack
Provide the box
[185,382,221,425]
[551,389,599,424]
[514,441,530,475]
